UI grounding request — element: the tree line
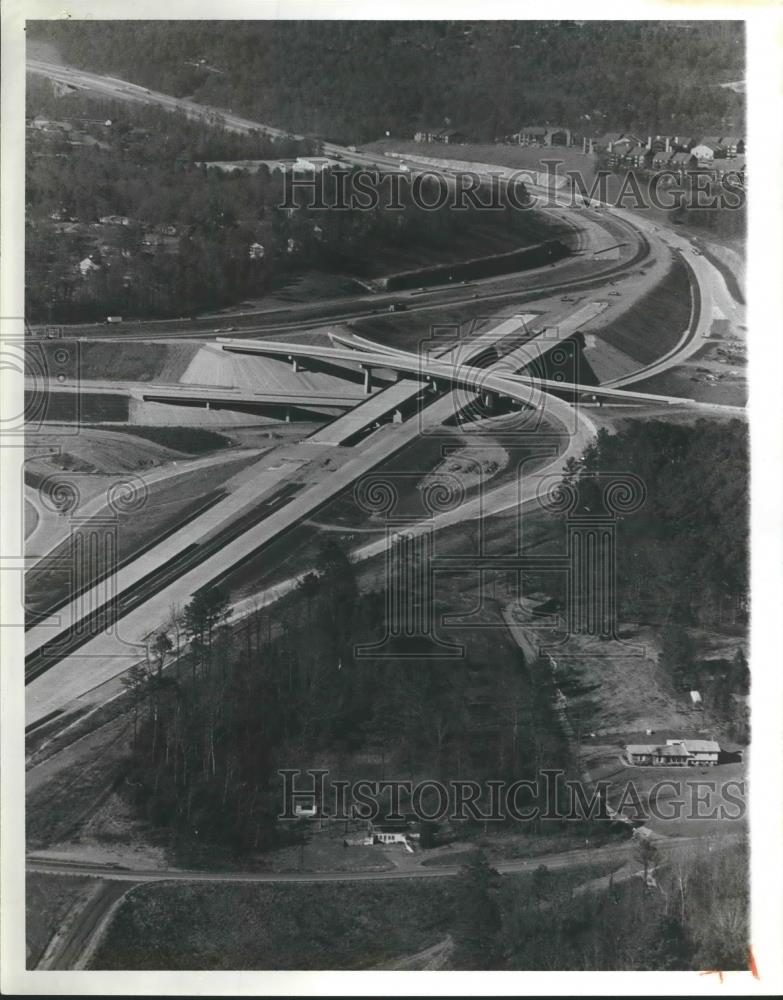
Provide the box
[452,839,747,970]
[120,537,579,860]
[26,78,548,322]
[30,20,745,143]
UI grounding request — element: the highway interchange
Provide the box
[22,57,748,966]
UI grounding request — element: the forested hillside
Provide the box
[26,77,551,322]
[568,419,748,628]
[29,20,744,143]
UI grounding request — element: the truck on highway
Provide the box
[105,315,124,324]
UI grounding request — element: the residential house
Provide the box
[651,148,676,170]
[368,818,418,847]
[646,135,672,154]
[436,127,466,144]
[517,126,572,147]
[414,126,466,144]
[626,743,692,766]
[584,132,644,155]
[669,135,699,152]
[248,242,265,259]
[690,138,726,161]
[619,143,652,169]
[606,138,638,166]
[668,151,697,174]
[626,737,721,766]
[666,738,720,765]
[719,136,745,158]
[516,126,549,146]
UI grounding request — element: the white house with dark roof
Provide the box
[626,738,720,766]
[667,738,720,765]
[691,138,726,160]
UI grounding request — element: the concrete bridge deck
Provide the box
[25,377,365,411]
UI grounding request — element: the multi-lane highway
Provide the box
[20,58,749,974]
[23,58,746,722]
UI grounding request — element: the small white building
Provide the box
[667,738,720,766]
[78,256,101,276]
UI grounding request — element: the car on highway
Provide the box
[387,303,407,312]
[609,291,621,297]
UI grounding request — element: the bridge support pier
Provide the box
[290,356,302,373]
[363,366,373,394]
[481,391,498,413]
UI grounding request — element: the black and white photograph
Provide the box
[1,3,782,994]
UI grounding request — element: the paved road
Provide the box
[24,59,744,736]
[38,879,131,971]
[27,832,726,886]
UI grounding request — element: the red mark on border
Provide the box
[700,947,759,983]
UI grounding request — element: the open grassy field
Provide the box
[593,256,693,366]
[90,878,454,970]
[364,139,598,180]
[87,861,616,971]
[35,391,129,424]
[26,340,194,383]
[25,425,186,477]
[26,712,136,849]
[83,425,235,454]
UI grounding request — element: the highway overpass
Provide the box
[26,377,365,419]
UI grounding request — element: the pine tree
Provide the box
[451,850,503,970]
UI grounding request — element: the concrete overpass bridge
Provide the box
[25,377,366,421]
[217,334,725,415]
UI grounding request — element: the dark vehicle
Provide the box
[387,303,407,312]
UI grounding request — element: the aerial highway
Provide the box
[20,61,749,982]
[23,58,745,737]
